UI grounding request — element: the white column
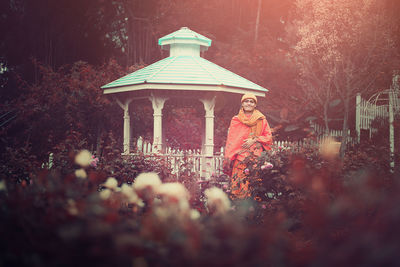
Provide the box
[116,98,133,154]
[200,96,216,179]
[149,94,168,153]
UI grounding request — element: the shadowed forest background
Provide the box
[2,0,400,160]
[1,1,400,266]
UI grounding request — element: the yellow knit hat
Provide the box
[241,93,257,104]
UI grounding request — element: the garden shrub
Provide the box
[1,141,400,266]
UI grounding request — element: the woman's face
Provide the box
[241,99,256,113]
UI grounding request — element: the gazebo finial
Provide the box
[158,27,212,57]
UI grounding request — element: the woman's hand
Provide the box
[242,137,257,149]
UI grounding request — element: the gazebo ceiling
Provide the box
[101,27,268,97]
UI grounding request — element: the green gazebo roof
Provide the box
[101,27,268,96]
[101,56,267,92]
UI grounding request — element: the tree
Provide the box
[290,0,399,155]
[0,59,138,162]
[0,0,117,70]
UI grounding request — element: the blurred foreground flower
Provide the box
[75,149,92,167]
[75,168,87,179]
[205,187,231,215]
[99,188,112,200]
[133,172,162,200]
[157,182,190,210]
[120,183,143,206]
[319,137,341,159]
[0,180,7,192]
[103,177,118,190]
[190,209,201,220]
[67,199,79,215]
[133,172,161,190]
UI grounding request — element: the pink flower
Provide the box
[90,156,99,167]
[244,169,250,175]
[262,204,267,209]
[261,162,274,170]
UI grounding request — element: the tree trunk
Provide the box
[254,0,262,43]
[126,19,133,67]
[340,95,350,158]
[239,0,243,29]
[96,122,104,158]
[323,100,330,135]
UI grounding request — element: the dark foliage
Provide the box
[1,142,400,266]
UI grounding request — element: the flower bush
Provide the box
[1,141,400,266]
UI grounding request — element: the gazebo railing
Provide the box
[131,137,323,178]
[140,152,225,178]
[132,138,225,178]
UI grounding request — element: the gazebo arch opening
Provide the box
[162,97,204,151]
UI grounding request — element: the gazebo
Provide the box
[101,27,268,178]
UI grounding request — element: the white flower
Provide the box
[205,187,231,215]
[0,180,7,192]
[120,183,142,204]
[190,209,201,220]
[157,182,190,201]
[74,168,87,179]
[99,188,112,200]
[136,199,145,207]
[121,183,134,197]
[74,150,92,167]
[157,182,190,210]
[133,172,162,191]
[154,206,169,219]
[319,137,341,159]
[104,177,118,189]
[67,199,78,215]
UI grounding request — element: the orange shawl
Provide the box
[237,108,265,137]
[224,108,271,162]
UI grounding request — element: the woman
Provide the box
[224,93,272,199]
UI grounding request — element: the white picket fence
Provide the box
[309,122,354,144]
[356,93,391,139]
[130,86,400,177]
[309,91,400,145]
[355,89,400,171]
[355,72,400,143]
